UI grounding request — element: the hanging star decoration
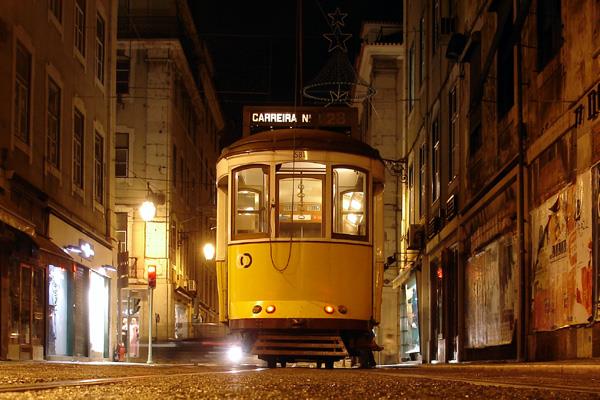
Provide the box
[303,7,376,105]
[323,7,352,53]
[329,88,350,105]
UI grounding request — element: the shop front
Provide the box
[393,265,421,362]
[47,214,115,361]
[463,182,519,361]
[529,169,594,359]
[0,207,44,361]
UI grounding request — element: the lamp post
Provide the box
[140,200,156,364]
[203,243,215,261]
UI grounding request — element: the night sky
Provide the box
[190,1,403,145]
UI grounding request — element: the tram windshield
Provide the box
[276,162,325,238]
[233,166,269,238]
[333,167,367,238]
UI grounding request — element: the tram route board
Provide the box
[242,106,359,139]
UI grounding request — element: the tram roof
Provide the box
[219,129,382,161]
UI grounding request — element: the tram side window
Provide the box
[233,166,269,238]
[333,167,367,238]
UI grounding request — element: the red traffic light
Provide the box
[148,265,156,288]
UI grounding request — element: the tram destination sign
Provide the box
[242,106,359,138]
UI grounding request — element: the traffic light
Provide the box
[148,265,156,288]
[129,298,141,315]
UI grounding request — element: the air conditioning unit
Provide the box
[406,224,425,250]
[187,279,197,292]
[441,16,456,35]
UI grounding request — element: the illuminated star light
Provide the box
[328,7,348,28]
[323,26,352,53]
[329,89,350,105]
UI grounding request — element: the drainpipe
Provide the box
[515,5,527,362]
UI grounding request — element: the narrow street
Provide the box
[1,361,599,399]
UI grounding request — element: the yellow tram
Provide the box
[215,128,385,368]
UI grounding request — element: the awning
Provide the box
[392,265,417,289]
[0,206,35,237]
[34,234,74,265]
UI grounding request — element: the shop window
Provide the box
[48,265,69,356]
[277,162,325,239]
[333,167,367,239]
[233,166,269,238]
[8,264,45,358]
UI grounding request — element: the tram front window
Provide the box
[276,162,325,239]
[233,166,269,238]
[333,167,367,238]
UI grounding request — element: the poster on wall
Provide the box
[465,233,518,348]
[531,170,593,331]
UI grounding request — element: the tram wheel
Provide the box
[280,360,287,368]
[325,360,334,369]
[316,361,323,369]
[266,358,277,368]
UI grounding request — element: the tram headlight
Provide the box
[227,345,243,364]
[324,305,335,314]
[338,305,348,314]
[265,305,276,314]
[252,305,262,314]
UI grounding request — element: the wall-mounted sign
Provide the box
[242,106,359,138]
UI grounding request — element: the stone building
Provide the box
[0,0,118,361]
[115,0,224,350]
[354,22,405,364]
[399,0,600,363]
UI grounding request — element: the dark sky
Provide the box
[190,1,403,145]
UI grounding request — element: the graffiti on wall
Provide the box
[531,170,593,331]
[465,233,518,348]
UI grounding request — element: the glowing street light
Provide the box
[203,243,215,261]
[139,200,156,222]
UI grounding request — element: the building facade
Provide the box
[354,22,405,364]
[398,0,600,363]
[0,0,118,361]
[115,0,223,353]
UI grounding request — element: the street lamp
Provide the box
[203,243,215,261]
[139,200,156,222]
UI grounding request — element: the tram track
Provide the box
[0,367,264,394]
[367,369,600,395]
